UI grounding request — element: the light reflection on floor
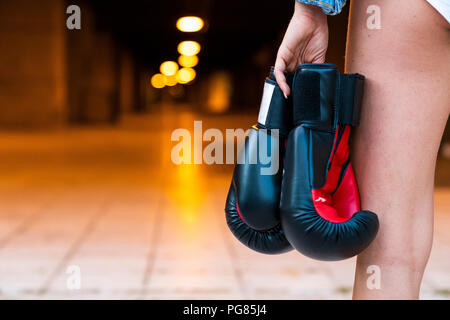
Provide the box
[0,110,448,300]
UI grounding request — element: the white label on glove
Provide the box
[258,82,275,126]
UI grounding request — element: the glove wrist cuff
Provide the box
[291,64,365,128]
[256,67,293,136]
[336,74,364,127]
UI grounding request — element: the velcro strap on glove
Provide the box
[292,66,365,128]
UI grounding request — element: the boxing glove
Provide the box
[225,68,293,254]
[280,63,379,261]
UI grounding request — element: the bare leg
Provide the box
[346,0,450,299]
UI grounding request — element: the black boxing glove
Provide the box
[280,63,379,261]
[225,68,293,254]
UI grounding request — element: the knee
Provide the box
[358,241,432,277]
[355,251,426,299]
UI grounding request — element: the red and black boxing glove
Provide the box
[280,64,379,261]
[225,68,293,254]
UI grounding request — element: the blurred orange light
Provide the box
[176,16,204,32]
[163,75,178,87]
[151,74,165,89]
[207,71,232,113]
[178,55,199,68]
[177,41,201,56]
[160,61,179,76]
[176,68,196,84]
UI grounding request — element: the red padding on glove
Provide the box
[311,126,360,223]
[332,163,361,220]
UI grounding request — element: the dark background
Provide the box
[87,0,350,113]
[89,1,350,70]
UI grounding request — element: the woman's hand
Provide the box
[275,2,329,97]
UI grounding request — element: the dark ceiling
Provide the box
[90,0,292,69]
[89,0,349,72]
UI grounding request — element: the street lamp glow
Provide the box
[178,55,199,68]
[176,67,196,84]
[177,41,201,56]
[176,16,204,32]
[163,75,178,87]
[160,61,179,76]
[151,74,165,89]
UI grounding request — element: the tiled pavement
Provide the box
[0,110,449,300]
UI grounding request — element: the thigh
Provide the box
[346,0,450,259]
